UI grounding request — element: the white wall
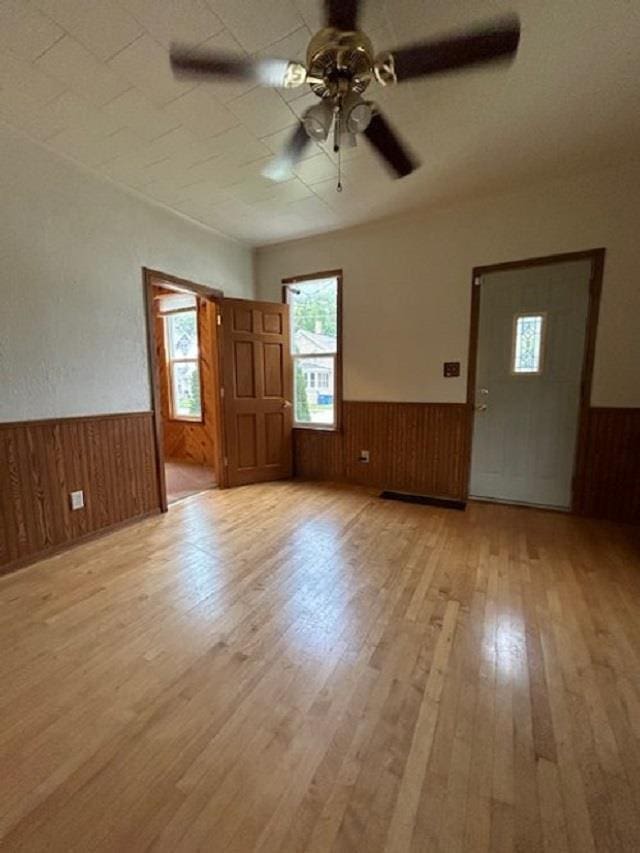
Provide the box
[0,122,253,423]
[256,160,640,408]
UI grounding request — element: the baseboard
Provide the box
[0,509,161,579]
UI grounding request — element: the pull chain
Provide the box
[334,106,343,192]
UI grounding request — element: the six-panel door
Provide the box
[221,298,293,486]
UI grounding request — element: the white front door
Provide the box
[469,259,591,509]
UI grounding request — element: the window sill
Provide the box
[293,424,341,434]
[167,417,204,425]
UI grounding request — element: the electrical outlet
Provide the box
[70,490,84,511]
[359,450,370,463]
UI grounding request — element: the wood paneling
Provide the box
[574,407,640,523]
[294,401,470,500]
[0,412,160,575]
[293,426,345,482]
[154,294,218,469]
[295,401,640,523]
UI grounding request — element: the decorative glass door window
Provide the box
[512,313,546,374]
[159,294,203,420]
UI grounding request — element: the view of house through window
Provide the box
[159,293,202,420]
[285,275,340,428]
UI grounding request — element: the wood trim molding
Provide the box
[0,411,161,576]
[0,411,151,430]
[143,268,227,505]
[466,247,606,510]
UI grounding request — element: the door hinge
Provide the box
[223,456,228,466]
[216,313,222,326]
[474,275,482,286]
[220,386,225,398]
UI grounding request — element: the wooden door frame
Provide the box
[142,267,228,512]
[465,247,605,511]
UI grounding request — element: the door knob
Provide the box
[475,403,488,412]
[282,400,292,409]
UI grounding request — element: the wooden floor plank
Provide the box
[0,482,639,851]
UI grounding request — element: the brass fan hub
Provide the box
[306,27,375,99]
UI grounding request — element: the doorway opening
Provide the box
[467,248,604,511]
[143,268,226,510]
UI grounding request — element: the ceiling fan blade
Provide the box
[377,16,520,84]
[363,110,418,179]
[170,45,307,89]
[325,0,359,31]
[263,122,312,182]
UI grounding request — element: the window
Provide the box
[284,272,341,429]
[159,294,202,420]
[512,313,545,374]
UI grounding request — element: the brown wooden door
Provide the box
[221,298,293,486]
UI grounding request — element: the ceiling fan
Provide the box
[170,1,520,183]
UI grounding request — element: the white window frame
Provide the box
[284,272,342,431]
[162,307,203,422]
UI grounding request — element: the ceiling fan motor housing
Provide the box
[306,27,375,100]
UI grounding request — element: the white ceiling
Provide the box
[1,0,639,246]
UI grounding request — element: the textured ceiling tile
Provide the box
[0,50,65,105]
[23,91,124,141]
[108,35,194,105]
[101,88,181,141]
[163,88,239,139]
[291,0,323,33]
[121,0,224,48]
[48,125,145,168]
[293,152,338,184]
[195,123,267,159]
[228,87,296,136]
[99,152,158,187]
[212,0,303,52]
[140,126,202,163]
[33,0,143,61]
[34,35,129,105]
[0,1,63,61]
[143,177,194,205]
[287,89,319,119]
[0,0,637,245]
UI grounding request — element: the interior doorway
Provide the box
[143,268,225,509]
[467,249,604,510]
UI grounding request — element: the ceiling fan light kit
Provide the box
[170,1,520,186]
[303,100,335,142]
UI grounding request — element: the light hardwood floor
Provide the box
[1,482,639,852]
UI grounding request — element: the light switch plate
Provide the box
[70,490,85,511]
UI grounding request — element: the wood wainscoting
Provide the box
[294,402,471,501]
[0,412,160,575]
[574,406,640,524]
[295,401,640,523]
